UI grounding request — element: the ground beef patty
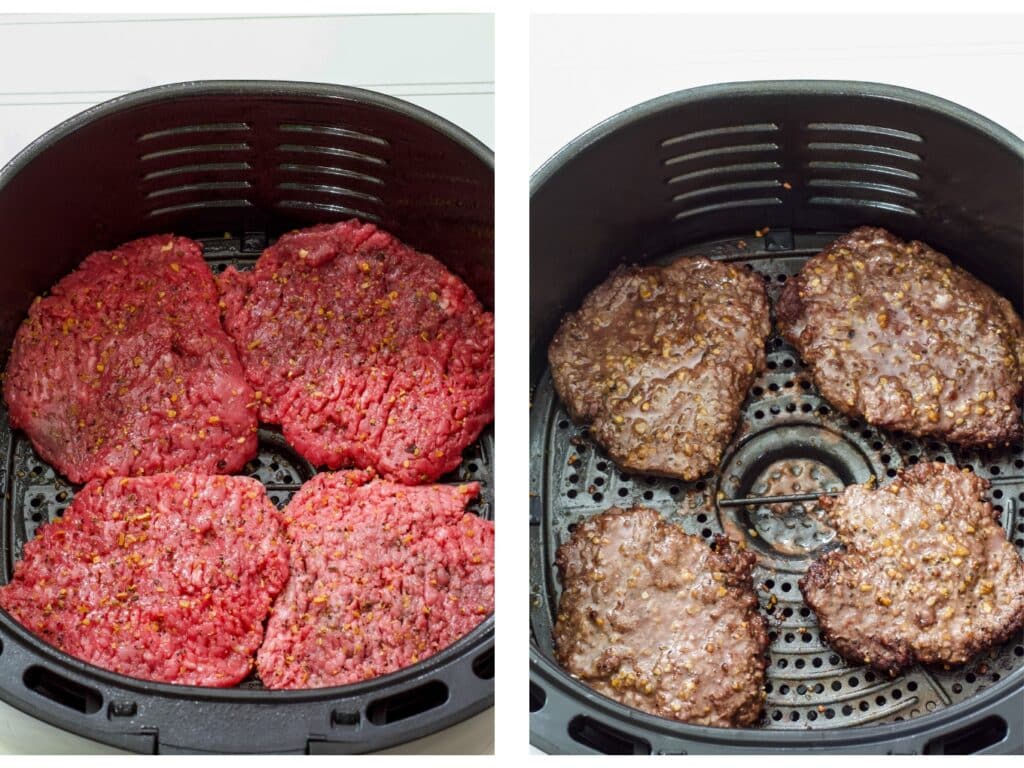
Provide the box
[554,507,768,727]
[3,235,258,483]
[218,220,494,485]
[548,257,769,481]
[0,473,288,686]
[257,472,494,689]
[801,462,1024,676]
[777,227,1023,446]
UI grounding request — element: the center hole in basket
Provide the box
[717,424,875,569]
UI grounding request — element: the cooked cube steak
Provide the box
[777,227,1023,446]
[3,235,258,483]
[218,220,494,485]
[0,473,289,686]
[548,257,770,481]
[554,507,769,727]
[257,472,494,689]
[800,462,1024,675]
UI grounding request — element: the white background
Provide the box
[531,13,1024,170]
[0,11,494,757]
[0,12,494,169]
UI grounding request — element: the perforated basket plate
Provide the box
[529,232,1024,744]
[0,233,495,692]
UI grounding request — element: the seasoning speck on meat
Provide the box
[801,462,1024,675]
[3,235,258,483]
[777,227,1023,446]
[218,220,494,485]
[0,473,289,687]
[257,471,494,689]
[548,257,770,481]
[554,507,768,727]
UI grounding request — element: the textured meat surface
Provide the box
[0,474,288,686]
[777,227,1023,446]
[548,257,770,480]
[554,507,768,727]
[800,463,1024,675]
[257,472,494,689]
[219,220,494,484]
[3,235,258,483]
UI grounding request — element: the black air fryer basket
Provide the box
[0,81,494,754]
[530,81,1024,754]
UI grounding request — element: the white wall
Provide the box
[0,13,494,169]
[531,13,1024,169]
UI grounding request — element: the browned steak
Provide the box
[548,257,770,481]
[777,227,1023,446]
[801,462,1024,676]
[554,507,769,727]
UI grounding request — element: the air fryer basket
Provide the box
[530,81,1024,754]
[0,81,494,754]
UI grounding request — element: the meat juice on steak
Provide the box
[801,462,1024,675]
[554,507,769,727]
[548,257,770,481]
[778,227,1023,446]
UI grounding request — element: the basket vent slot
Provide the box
[529,682,546,712]
[279,123,388,147]
[672,179,782,203]
[140,143,250,162]
[673,197,783,221]
[137,123,251,142]
[277,144,387,167]
[806,142,921,162]
[367,680,448,725]
[924,715,1008,754]
[664,142,780,167]
[567,715,651,755]
[472,648,495,679]
[143,162,252,181]
[806,179,919,199]
[276,182,381,205]
[146,181,252,199]
[806,123,923,143]
[23,666,102,714]
[668,161,781,186]
[277,162,384,186]
[661,123,778,147]
[807,160,920,181]
[807,196,919,217]
[146,199,254,218]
